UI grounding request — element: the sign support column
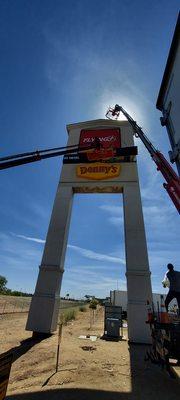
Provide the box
[26,185,73,334]
[123,182,152,343]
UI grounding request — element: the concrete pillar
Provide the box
[123,183,152,343]
[26,185,73,334]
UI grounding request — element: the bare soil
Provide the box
[0,307,179,400]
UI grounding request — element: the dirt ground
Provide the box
[0,307,179,399]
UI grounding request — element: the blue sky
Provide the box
[0,1,179,298]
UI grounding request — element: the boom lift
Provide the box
[106,105,180,213]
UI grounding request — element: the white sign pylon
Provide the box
[26,119,152,343]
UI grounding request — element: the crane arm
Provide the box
[0,144,92,170]
[106,105,180,213]
[112,106,157,156]
[0,137,137,170]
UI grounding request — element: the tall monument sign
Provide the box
[26,119,152,343]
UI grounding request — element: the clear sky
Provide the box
[0,1,179,299]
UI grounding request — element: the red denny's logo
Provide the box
[76,163,121,180]
[79,128,121,161]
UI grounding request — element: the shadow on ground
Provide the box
[4,336,48,363]
[5,383,180,400]
[6,344,180,400]
[6,388,139,400]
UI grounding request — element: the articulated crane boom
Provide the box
[0,143,98,170]
[106,105,180,214]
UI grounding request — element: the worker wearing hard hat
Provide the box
[162,263,180,314]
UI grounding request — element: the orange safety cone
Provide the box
[160,295,169,323]
[146,300,153,323]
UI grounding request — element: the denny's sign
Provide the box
[76,163,121,180]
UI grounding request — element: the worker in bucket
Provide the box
[162,263,180,314]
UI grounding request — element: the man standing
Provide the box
[162,264,180,314]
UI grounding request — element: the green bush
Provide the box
[79,305,86,312]
[11,291,22,296]
[60,309,76,324]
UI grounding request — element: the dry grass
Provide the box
[0,295,83,315]
[59,308,77,324]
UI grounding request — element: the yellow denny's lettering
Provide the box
[76,163,121,180]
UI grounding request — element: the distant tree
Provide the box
[89,297,98,310]
[66,293,69,300]
[4,288,12,295]
[84,295,94,302]
[0,276,7,293]
[11,291,22,296]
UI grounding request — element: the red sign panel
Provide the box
[79,129,121,150]
[87,148,114,161]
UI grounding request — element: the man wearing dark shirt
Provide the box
[162,263,180,314]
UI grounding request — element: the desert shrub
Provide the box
[79,305,86,312]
